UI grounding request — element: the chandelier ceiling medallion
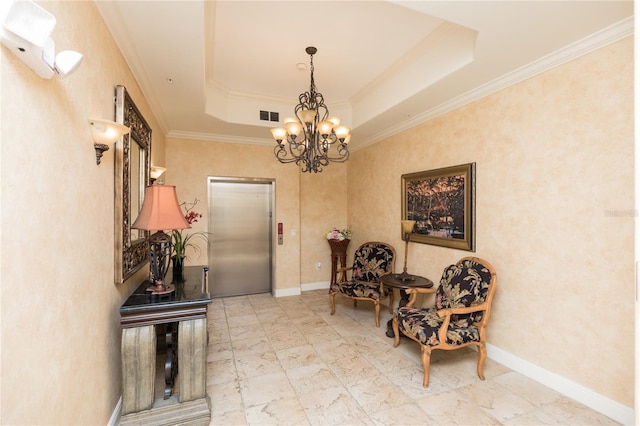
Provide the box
[270,46,351,173]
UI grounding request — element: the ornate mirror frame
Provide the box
[114,85,151,284]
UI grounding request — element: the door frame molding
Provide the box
[207,176,276,297]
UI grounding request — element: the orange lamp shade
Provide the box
[132,185,191,231]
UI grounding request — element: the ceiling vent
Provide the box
[259,110,279,122]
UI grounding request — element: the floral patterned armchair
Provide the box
[329,241,396,327]
[392,257,497,387]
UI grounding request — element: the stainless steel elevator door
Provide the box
[208,179,273,297]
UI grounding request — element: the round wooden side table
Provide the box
[380,273,435,337]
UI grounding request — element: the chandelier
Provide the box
[270,46,351,173]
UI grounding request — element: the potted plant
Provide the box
[171,199,208,280]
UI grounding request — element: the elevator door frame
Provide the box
[207,176,276,298]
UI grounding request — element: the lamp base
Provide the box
[146,281,175,295]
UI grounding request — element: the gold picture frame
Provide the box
[401,163,475,251]
[114,85,151,284]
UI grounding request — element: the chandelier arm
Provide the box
[271,46,350,173]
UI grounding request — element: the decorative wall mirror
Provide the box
[114,85,151,284]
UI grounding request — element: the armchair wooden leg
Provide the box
[421,345,432,387]
[477,343,487,381]
[392,316,401,347]
[329,292,336,315]
[374,302,380,327]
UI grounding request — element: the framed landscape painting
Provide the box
[401,163,476,251]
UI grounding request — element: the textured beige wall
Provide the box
[165,138,307,291]
[1,1,165,424]
[347,37,634,406]
[300,163,348,284]
[0,2,631,422]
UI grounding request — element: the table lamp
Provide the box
[397,220,416,281]
[132,184,190,294]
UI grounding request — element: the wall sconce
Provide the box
[89,118,130,165]
[150,166,167,184]
[0,0,83,79]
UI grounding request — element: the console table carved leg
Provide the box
[164,322,178,399]
[121,325,156,415]
[178,318,208,402]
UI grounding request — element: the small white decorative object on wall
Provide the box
[0,0,83,79]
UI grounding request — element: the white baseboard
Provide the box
[301,281,330,291]
[274,282,330,297]
[486,343,634,425]
[108,396,122,426]
[273,287,301,297]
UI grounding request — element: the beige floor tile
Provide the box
[312,339,359,362]
[228,325,267,343]
[493,371,563,406]
[387,364,452,399]
[261,319,292,336]
[230,336,272,356]
[430,350,492,389]
[367,401,435,426]
[416,391,502,425]
[363,345,418,375]
[503,408,575,425]
[286,363,343,395]
[226,313,261,328]
[204,291,618,426]
[327,354,381,385]
[235,350,283,379]
[298,385,371,425]
[301,324,343,344]
[207,358,238,385]
[268,329,309,351]
[346,374,412,413]
[540,397,620,425]
[293,314,327,330]
[209,408,246,426]
[208,380,243,415]
[239,371,296,407]
[244,397,310,426]
[208,327,231,345]
[207,340,233,362]
[276,344,323,370]
[254,305,288,322]
[223,295,250,307]
[455,379,536,422]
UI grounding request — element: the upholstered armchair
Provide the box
[329,241,396,327]
[392,257,497,387]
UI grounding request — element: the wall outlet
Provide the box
[315,262,321,270]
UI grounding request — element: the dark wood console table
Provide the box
[120,266,212,425]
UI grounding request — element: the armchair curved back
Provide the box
[435,256,496,326]
[351,241,396,284]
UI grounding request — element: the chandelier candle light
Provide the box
[397,220,416,282]
[271,46,351,173]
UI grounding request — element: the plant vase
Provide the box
[171,256,185,282]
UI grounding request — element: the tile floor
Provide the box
[205,290,618,425]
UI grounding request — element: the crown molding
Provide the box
[352,16,634,152]
[167,130,273,146]
[138,15,632,150]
